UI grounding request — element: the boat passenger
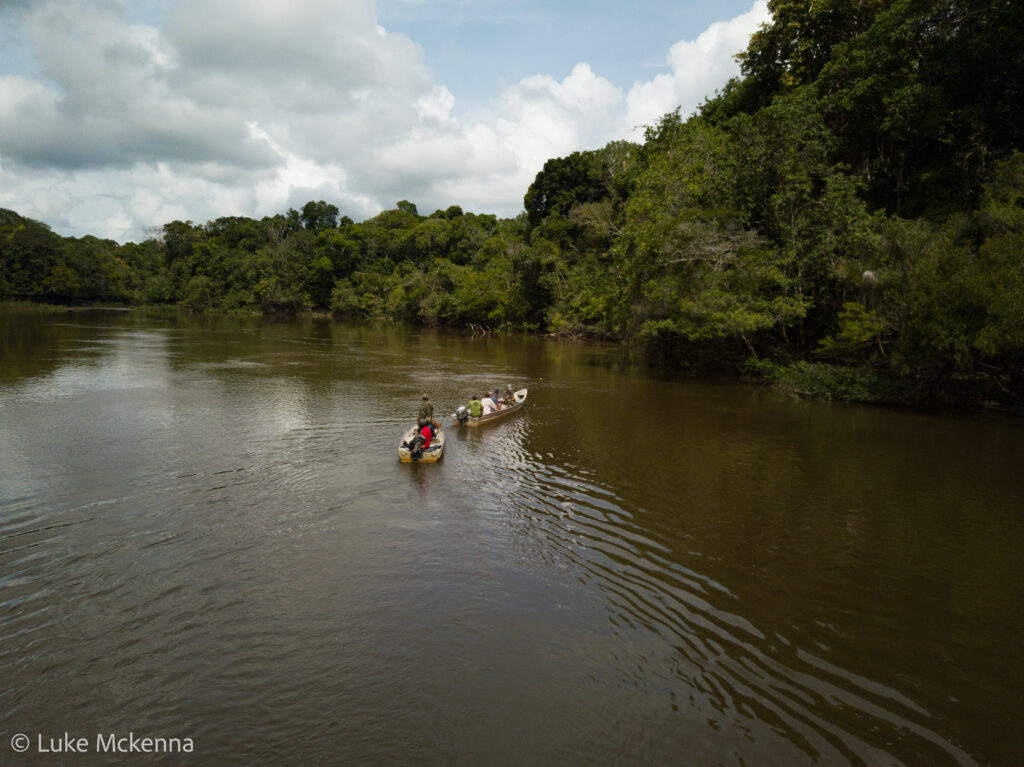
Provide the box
[417,394,433,425]
[417,393,437,437]
[467,394,484,417]
[419,422,433,449]
[492,387,502,409]
[502,385,515,405]
[481,392,499,415]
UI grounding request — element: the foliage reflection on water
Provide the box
[1,310,1021,766]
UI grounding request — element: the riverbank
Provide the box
[4,300,1020,413]
[0,300,119,313]
[744,358,1024,414]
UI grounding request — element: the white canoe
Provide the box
[451,388,527,428]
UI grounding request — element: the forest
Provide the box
[2,0,1023,408]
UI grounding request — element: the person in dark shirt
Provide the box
[417,394,437,438]
[417,394,433,426]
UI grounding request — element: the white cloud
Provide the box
[626,0,769,132]
[496,63,624,164]
[0,0,769,241]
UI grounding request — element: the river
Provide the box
[1,310,1021,766]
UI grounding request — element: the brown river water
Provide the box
[1,310,1022,766]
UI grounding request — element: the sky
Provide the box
[0,0,769,242]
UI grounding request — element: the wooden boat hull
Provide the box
[451,388,527,428]
[398,423,444,462]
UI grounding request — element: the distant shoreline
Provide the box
[4,299,1020,415]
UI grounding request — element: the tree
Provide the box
[307,255,335,308]
[524,151,609,228]
[39,264,83,303]
[896,154,1024,391]
[299,200,340,233]
[1,214,60,298]
[737,0,889,110]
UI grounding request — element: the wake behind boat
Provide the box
[452,388,527,428]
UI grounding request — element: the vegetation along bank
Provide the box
[3,0,1023,410]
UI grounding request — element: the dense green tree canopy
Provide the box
[524,151,610,228]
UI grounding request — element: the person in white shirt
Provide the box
[480,393,498,414]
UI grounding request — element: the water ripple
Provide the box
[1,316,1013,765]
[452,417,979,766]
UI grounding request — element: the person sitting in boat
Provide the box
[502,384,515,405]
[481,392,499,415]
[467,393,484,417]
[418,421,433,449]
[491,387,502,409]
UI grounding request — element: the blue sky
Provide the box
[377,0,759,111]
[0,0,769,241]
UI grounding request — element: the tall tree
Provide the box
[524,151,609,228]
[299,200,340,233]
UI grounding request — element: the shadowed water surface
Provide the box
[1,311,1021,765]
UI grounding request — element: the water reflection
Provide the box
[0,310,1020,766]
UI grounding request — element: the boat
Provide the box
[451,388,527,428]
[398,422,445,463]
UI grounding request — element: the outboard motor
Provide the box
[455,406,469,426]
